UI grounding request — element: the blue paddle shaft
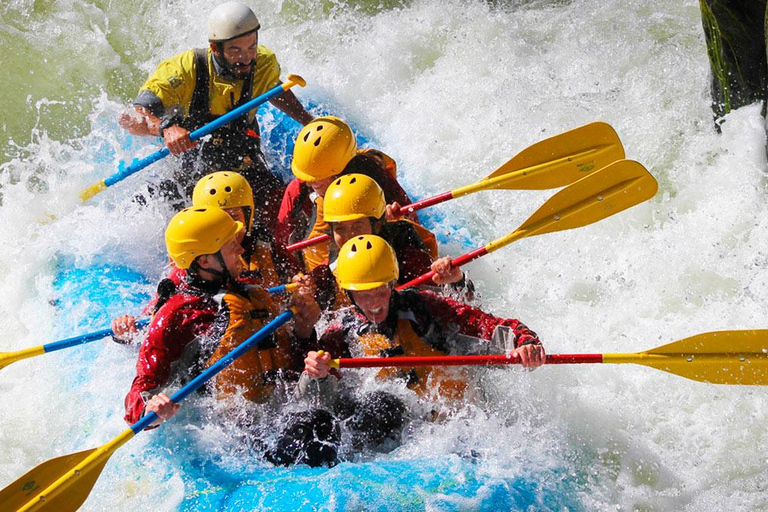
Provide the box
[266,284,290,295]
[43,286,289,355]
[107,80,295,187]
[43,318,151,354]
[130,310,294,434]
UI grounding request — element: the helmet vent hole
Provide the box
[366,241,373,249]
[314,137,322,147]
[303,132,310,142]
[350,177,357,184]
[317,125,324,131]
[225,186,232,192]
[209,189,216,195]
[335,178,342,185]
[351,244,357,252]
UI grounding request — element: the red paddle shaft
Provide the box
[334,354,604,368]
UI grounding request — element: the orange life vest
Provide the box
[206,286,294,402]
[358,318,467,401]
[243,240,281,288]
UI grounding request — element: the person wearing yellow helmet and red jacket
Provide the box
[119,2,313,210]
[274,116,417,273]
[265,236,543,467]
[303,173,472,312]
[123,206,319,426]
[111,171,304,345]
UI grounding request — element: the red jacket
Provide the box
[123,278,222,424]
[306,289,540,359]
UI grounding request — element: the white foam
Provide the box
[1,0,766,509]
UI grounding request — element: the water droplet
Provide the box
[597,195,604,201]
[739,356,746,362]
[686,356,693,362]
[554,215,560,221]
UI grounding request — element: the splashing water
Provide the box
[2,0,768,509]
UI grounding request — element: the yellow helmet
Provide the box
[323,173,386,223]
[192,171,255,230]
[336,235,399,291]
[165,207,244,269]
[291,116,357,182]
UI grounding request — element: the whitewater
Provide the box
[1,0,767,509]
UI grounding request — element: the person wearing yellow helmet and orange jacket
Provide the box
[111,171,302,345]
[266,236,543,467]
[119,2,313,210]
[123,206,318,426]
[301,235,543,401]
[274,116,417,273]
[303,173,472,312]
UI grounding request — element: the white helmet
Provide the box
[208,2,260,43]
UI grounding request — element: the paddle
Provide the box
[0,309,295,512]
[285,121,625,252]
[80,74,307,201]
[396,159,657,290]
[0,319,151,372]
[327,330,768,386]
[0,283,297,373]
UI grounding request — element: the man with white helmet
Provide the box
[119,2,313,207]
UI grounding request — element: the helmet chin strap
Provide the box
[191,251,231,286]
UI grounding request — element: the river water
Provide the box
[1,0,767,510]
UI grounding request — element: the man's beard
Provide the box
[230,59,256,78]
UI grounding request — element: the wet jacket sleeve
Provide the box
[136,49,196,116]
[275,179,308,249]
[274,179,311,274]
[415,290,540,349]
[123,295,216,425]
[396,243,434,284]
[295,371,340,407]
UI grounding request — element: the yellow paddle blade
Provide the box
[485,121,625,189]
[78,180,107,202]
[0,429,133,511]
[0,449,99,512]
[0,346,46,371]
[284,73,307,88]
[605,330,768,385]
[517,159,656,238]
